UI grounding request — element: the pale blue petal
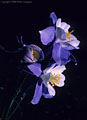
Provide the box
[39,26,55,45]
[61,42,77,50]
[56,27,66,40]
[27,63,42,77]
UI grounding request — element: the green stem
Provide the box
[5,74,28,120]
[6,82,35,120]
[7,94,26,120]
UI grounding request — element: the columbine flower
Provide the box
[39,12,80,50]
[39,12,80,65]
[27,63,66,104]
[16,36,44,63]
[23,44,44,63]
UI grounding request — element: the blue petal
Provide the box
[39,26,55,45]
[42,84,53,98]
[52,43,71,65]
[31,82,42,104]
[27,63,42,77]
[50,12,57,25]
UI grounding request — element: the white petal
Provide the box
[47,83,56,96]
[56,18,62,27]
[50,65,66,75]
[56,81,65,87]
[54,74,65,87]
[69,34,80,48]
[61,22,68,29]
[60,74,65,81]
[43,63,57,74]
[64,24,70,32]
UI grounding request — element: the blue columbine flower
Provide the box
[39,12,80,65]
[27,63,66,104]
[16,36,44,63]
[23,44,44,63]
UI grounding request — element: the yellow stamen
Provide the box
[49,74,61,86]
[31,50,40,60]
[66,30,74,41]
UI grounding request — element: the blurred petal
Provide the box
[50,12,57,25]
[31,82,42,104]
[39,26,55,45]
[47,83,56,96]
[56,18,61,27]
[52,43,71,65]
[28,63,42,77]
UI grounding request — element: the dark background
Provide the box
[0,1,87,120]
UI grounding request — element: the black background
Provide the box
[0,1,87,120]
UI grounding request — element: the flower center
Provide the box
[31,50,40,60]
[66,30,74,41]
[48,74,61,86]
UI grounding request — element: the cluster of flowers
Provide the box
[23,12,80,105]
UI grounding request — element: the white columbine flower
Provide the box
[40,63,66,96]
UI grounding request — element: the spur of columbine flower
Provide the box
[27,63,66,104]
[39,12,80,65]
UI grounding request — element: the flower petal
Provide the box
[50,12,57,25]
[42,84,53,98]
[40,73,50,85]
[61,22,68,29]
[31,82,42,105]
[39,26,55,45]
[69,34,80,49]
[50,65,66,74]
[52,43,71,65]
[47,83,56,96]
[55,74,65,87]
[24,44,44,63]
[60,42,76,50]
[43,63,57,74]
[28,63,42,77]
[56,27,66,40]
[63,24,70,32]
[56,18,62,27]
[56,81,65,87]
